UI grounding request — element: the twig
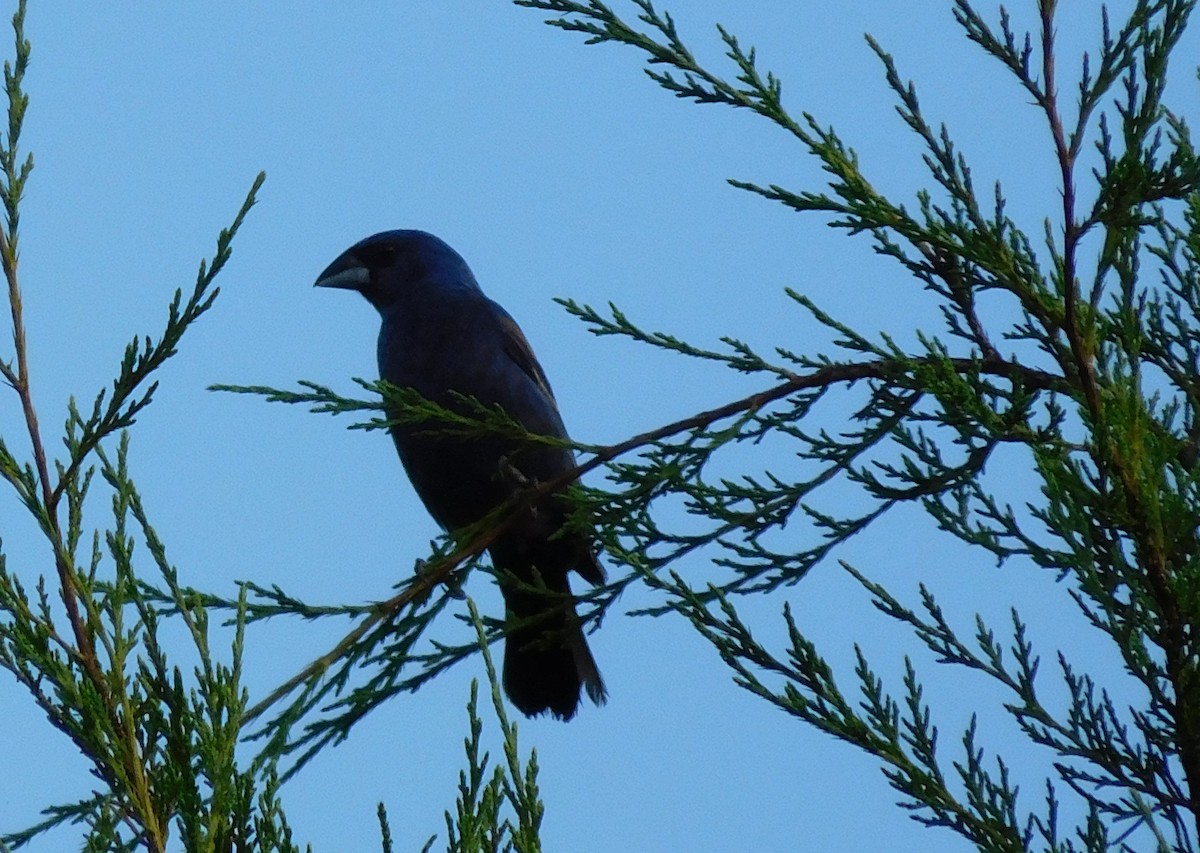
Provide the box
[247,351,1064,719]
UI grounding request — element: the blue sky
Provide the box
[2,2,1196,851]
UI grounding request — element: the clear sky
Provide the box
[2,3,1196,851]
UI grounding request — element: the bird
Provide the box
[314,229,606,720]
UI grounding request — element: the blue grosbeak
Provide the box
[315,230,606,720]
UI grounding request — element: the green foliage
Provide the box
[0,1,294,847]
[4,0,1200,851]
[203,1,1200,847]
[504,0,1200,849]
[373,601,546,853]
[440,600,544,853]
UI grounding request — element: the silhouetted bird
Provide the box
[315,230,606,720]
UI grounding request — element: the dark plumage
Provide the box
[315,229,606,720]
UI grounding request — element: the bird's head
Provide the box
[314,229,481,312]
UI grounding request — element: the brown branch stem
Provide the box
[1037,2,1200,826]
[0,231,103,681]
[1039,2,1102,423]
[247,352,1063,721]
[0,230,166,848]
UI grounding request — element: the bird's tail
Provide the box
[500,571,606,721]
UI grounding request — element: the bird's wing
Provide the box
[495,310,559,404]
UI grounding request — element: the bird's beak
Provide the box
[314,251,370,290]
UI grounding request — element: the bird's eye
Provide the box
[357,243,397,269]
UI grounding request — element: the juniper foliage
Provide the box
[228,0,1200,848]
[3,1,1199,851]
